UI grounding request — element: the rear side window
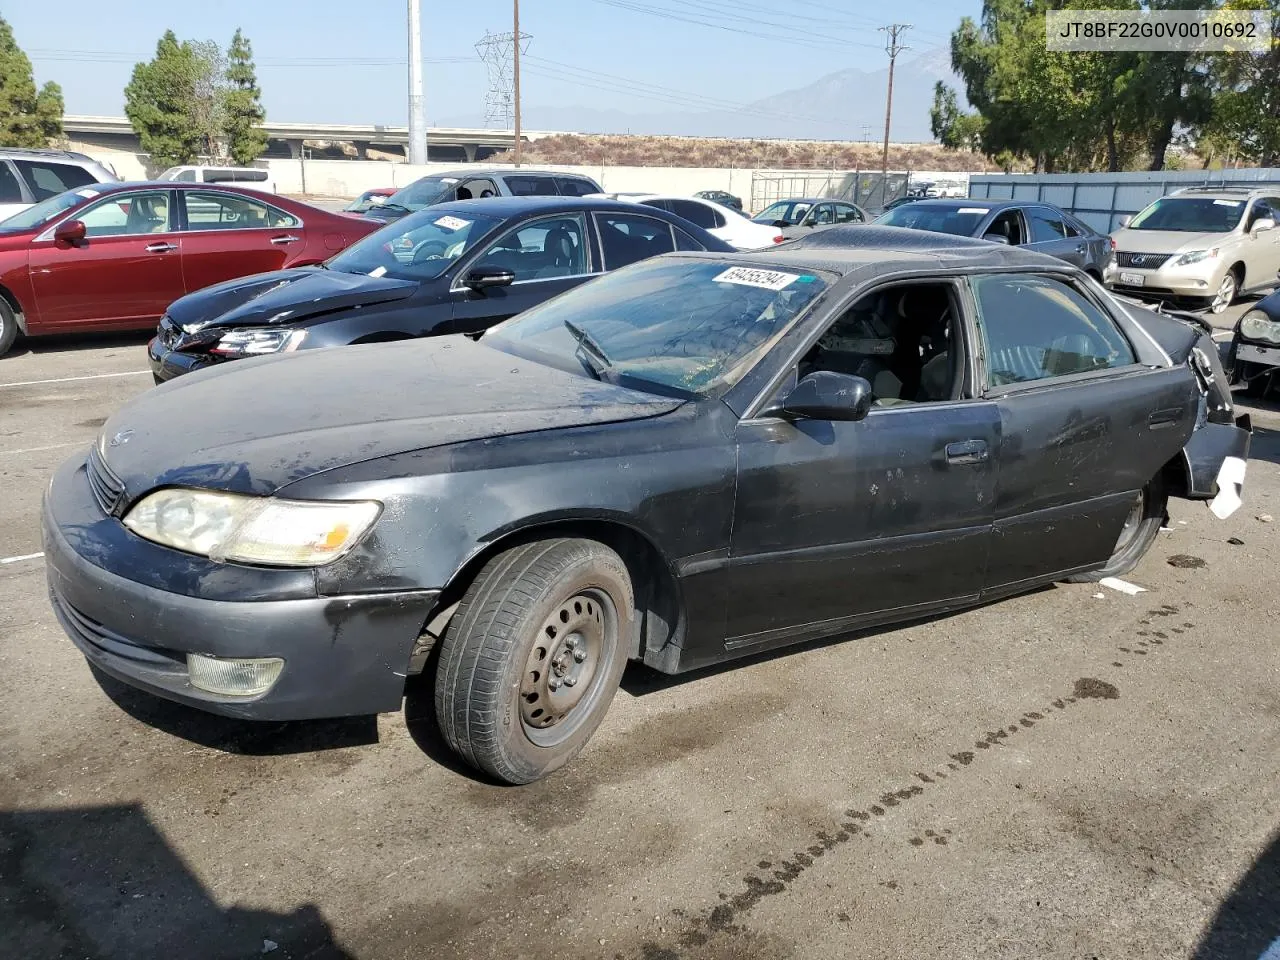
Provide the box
[14,160,97,200]
[0,161,24,203]
[554,177,598,197]
[666,199,721,230]
[971,274,1135,387]
[174,169,197,182]
[183,191,299,230]
[1028,209,1069,243]
[594,212,675,270]
[673,226,706,251]
[504,175,558,196]
[833,204,863,223]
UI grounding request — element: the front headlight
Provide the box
[1240,310,1280,345]
[211,328,306,356]
[1172,248,1218,266]
[123,488,381,566]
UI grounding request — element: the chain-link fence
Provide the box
[749,170,913,215]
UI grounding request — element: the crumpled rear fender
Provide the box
[1178,413,1252,500]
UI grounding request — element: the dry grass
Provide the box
[489,133,993,171]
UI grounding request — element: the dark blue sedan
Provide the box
[148,196,731,382]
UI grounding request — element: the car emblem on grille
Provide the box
[109,430,133,447]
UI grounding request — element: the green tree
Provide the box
[124,31,205,167]
[0,15,63,146]
[930,81,986,153]
[223,28,267,165]
[1206,0,1280,166]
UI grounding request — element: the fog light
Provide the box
[187,653,284,697]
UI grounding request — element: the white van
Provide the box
[157,165,277,195]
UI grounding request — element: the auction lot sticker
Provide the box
[714,267,797,291]
[1046,10,1271,52]
[434,215,471,231]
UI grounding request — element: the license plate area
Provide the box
[1119,272,1145,286]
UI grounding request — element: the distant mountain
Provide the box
[438,47,965,141]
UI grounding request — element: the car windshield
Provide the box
[327,209,502,279]
[385,177,458,212]
[483,258,830,397]
[1128,197,1247,233]
[0,188,94,232]
[753,201,811,225]
[873,204,989,236]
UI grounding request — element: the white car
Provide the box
[588,193,782,250]
[157,165,277,195]
[0,148,120,221]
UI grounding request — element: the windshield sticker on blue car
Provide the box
[1213,199,1243,207]
[368,266,387,277]
[958,207,989,214]
[434,215,471,231]
[713,267,797,291]
[75,188,99,199]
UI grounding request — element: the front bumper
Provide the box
[42,455,438,720]
[147,336,223,383]
[1104,259,1225,300]
[1231,337,1280,375]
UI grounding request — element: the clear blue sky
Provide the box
[9,0,979,126]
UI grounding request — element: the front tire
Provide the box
[434,538,634,784]
[0,299,18,358]
[1209,270,1239,315]
[1067,476,1167,582]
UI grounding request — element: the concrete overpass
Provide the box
[62,115,539,163]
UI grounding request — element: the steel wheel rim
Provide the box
[1113,489,1146,555]
[1212,274,1236,314]
[519,587,617,747]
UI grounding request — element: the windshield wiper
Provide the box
[375,202,411,215]
[563,320,612,380]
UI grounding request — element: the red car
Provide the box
[0,182,379,357]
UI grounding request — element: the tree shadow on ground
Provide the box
[0,804,357,960]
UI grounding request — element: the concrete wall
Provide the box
[970,169,1280,233]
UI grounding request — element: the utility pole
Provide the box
[878,23,911,207]
[513,0,523,166]
[407,0,427,165]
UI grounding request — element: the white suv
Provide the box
[0,148,120,221]
[1105,185,1280,313]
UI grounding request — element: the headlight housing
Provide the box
[1172,248,1218,266]
[211,327,306,356]
[123,488,381,566]
[1240,310,1280,345]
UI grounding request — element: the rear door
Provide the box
[0,160,27,219]
[177,190,305,292]
[1025,206,1088,267]
[971,271,1197,593]
[449,212,594,334]
[28,189,185,330]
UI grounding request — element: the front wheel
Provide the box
[0,299,19,358]
[1067,476,1168,582]
[434,538,634,784]
[1209,270,1239,314]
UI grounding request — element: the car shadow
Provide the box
[5,329,152,360]
[1191,826,1280,959]
[1,804,358,960]
[89,665,379,756]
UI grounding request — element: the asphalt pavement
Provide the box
[1,305,1278,960]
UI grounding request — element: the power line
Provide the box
[585,0,860,50]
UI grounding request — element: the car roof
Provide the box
[423,195,707,216]
[0,147,98,162]
[714,225,1070,275]
[766,197,851,205]
[893,198,1022,211]
[422,168,597,180]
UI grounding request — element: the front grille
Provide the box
[86,445,126,517]
[159,314,219,351]
[1116,252,1172,269]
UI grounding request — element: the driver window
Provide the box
[797,282,960,407]
[473,214,588,281]
[1245,199,1273,231]
[78,191,172,237]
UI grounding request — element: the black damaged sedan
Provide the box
[1229,286,1280,397]
[47,229,1251,784]
[148,195,730,382]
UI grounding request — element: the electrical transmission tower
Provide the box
[475,28,530,130]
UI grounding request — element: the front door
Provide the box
[177,190,304,293]
[1240,198,1280,291]
[29,189,185,330]
[970,271,1197,591]
[723,280,999,651]
[449,213,595,334]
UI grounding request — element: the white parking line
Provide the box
[0,441,82,457]
[0,370,150,388]
[1,552,43,565]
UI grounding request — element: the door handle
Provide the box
[1147,407,1182,429]
[270,235,300,245]
[945,439,989,464]
[145,242,177,253]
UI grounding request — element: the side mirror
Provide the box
[762,371,873,422]
[463,265,516,290]
[54,219,86,245]
[1252,218,1275,235]
[981,232,1010,245]
[772,219,788,229]
[1117,215,1132,228]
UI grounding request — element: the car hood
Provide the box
[1112,229,1232,254]
[98,336,684,497]
[166,268,420,332]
